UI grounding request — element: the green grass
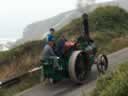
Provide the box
[89,6,128,33]
[93,32,128,54]
[90,62,128,96]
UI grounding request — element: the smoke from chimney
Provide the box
[77,0,96,13]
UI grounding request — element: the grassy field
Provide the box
[0,6,128,96]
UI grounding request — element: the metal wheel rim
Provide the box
[68,51,90,84]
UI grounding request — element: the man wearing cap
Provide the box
[47,28,55,42]
[42,41,56,59]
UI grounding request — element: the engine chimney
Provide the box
[82,13,90,42]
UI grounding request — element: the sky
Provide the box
[0,0,112,41]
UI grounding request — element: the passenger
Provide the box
[41,39,60,80]
[47,28,55,42]
[56,34,67,56]
[47,28,56,52]
[41,41,56,60]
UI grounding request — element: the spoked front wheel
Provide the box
[97,54,108,74]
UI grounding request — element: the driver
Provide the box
[56,34,67,56]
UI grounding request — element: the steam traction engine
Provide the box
[40,14,108,84]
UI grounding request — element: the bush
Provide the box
[0,40,44,80]
[89,6,128,33]
[91,62,128,96]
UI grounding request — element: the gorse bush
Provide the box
[91,62,128,96]
[89,6,128,33]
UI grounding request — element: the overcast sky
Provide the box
[0,0,112,40]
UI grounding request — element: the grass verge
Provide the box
[90,62,128,96]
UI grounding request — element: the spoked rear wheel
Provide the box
[97,54,108,74]
[68,51,90,84]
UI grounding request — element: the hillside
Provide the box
[0,40,43,80]
[56,6,128,53]
[0,6,128,81]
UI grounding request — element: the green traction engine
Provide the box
[40,14,108,84]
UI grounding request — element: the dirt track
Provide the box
[17,48,128,96]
